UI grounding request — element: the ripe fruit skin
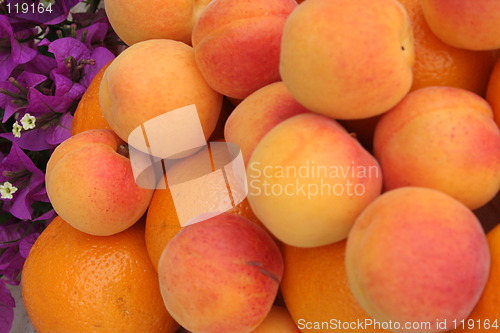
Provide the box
[247,113,382,247]
[46,129,154,236]
[486,58,500,129]
[250,306,300,333]
[452,223,500,333]
[374,86,500,210]
[104,0,212,45]
[281,240,390,333]
[397,0,498,96]
[346,187,490,333]
[421,0,500,50]
[192,0,297,99]
[280,0,414,119]
[71,62,112,136]
[158,213,283,333]
[99,39,222,144]
[21,216,179,333]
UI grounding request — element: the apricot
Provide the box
[104,0,211,45]
[99,39,222,144]
[46,130,154,236]
[247,113,382,247]
[346,187,490,333]
[374,86,500,210]
[421,0,500,50]
[192,0,297,99]
[158,213,283,333]
[280,0,414,119]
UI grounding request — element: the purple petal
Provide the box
[37,38,50,47]
[24,53,57,76]
[0,247,24,283]
[0,302,14,333]
[16,71,47,89]
[48,37,91,73]
[72,9,109,26]
[0,280,15,333]
[77,22,108,49]
[30,186,49,203]
[0,225,22,249]
[1,104,26,123]
[8,186,33,220]
[66,81,86,101]
[0,55,17,82]
[0,16,13,38]
[52,72,74,96]
[65,0,85,9]
[0,82,12,108]
[0,304,14,333]
[0,247,19,270]
[29,187,48,202]
[0,72,47,122]
[25,88,74,115]
[0,113,70,150]
[0,130,57,151]
[7,182,47,221]
[10,34,37,65]
[0,144,46,205]
[45,112,72,145]
[52,72,85,100]
[0,280,15,307]
[8,140,41,170]
[0,80,26,122]
[0,142,34,173]
[81,47,115,88]
[33,209,55,222]
[10,42,37,65]
[0,22,38,65]
[18,233,39,258]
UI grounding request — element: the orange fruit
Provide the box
[486,58,500,129]
[71,62,112,135]
[451,223,500,333]
[397,0,498,96]
[21,216,179,333]
[145,144,273,272]
[251,306,300,332]
[281,240,389,333]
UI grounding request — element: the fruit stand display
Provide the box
[1,0,500,332]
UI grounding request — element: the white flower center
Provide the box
[0,181,18,199]
[12,122,22,138]
[21,113,36,130]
